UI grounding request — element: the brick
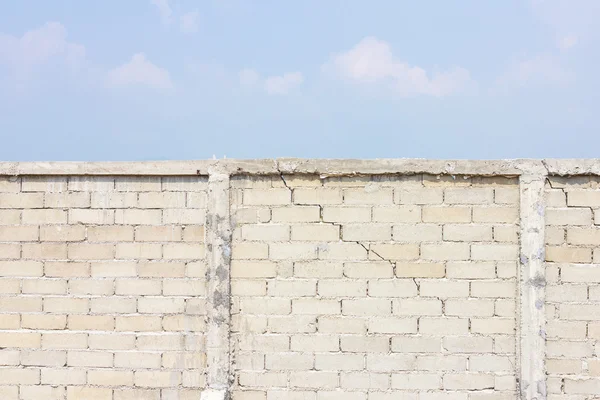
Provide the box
[471,281,516,298]
[561,265,600,282]
[420,280,469,298]
[138,297,185,313]
[318,279,365,297]
[68,209,114,224]
[270,243,317,260]
[91,191,137,208]
[294,188,342,205]
[369,317,417,334]
[567,189,600,206]
[138,262,185,277]
[563,378,600,394]
[0,260,43,276]
[343,298,391,316]
[546,358,581,374]
[393,224,441,242]
[163,243,204,259]
[443,336,493,353]
[232,242,269,259]
[243,224,290,241]
[446,262,495,279]
[21,350,66,366]
[114,209,162,225]
[163,315,205,332]
[394,298,442,316]
[22,209,67,224]
[472,207,518,223]
[293,298,339,315]
[0,193,44,208]
[368,279,418,297]
[66,386,112,400]
[115,278,161,295]
[322,207,370,223]
[238,335,289,352]
[40,225,85,241]
[22,243,67,260]
[0,176,19,192]
[44,260,89,276]
[0,226,39,241]
[0,296,42,312]
[88,369,134,386]
[344,262,393,278]
[67,351,113,367]
[560,304,600,320]
[443,224,491,241]
[45,192,90,208]
[0,210,20,224]
[135,225,182,242]
[68,244,114,260]
[22,278,67,294]
[445,299,494,317]
[244,189,291,205]
[419,318,469,335]
[43,297,89,313]
[397,188,443,204]
[546,207,592,226]
[445,188,493,204]
[471,318,515,334]
[291,224,339,241]
[391,373,441,389]
[232,261,277,278]
[20,385,65,400]
[238,372,287,388]
[272,206,320,222]
[42,333,87,349]
[316,354,364,371]
[22,314,67,330]
[317,317,365,334]
[495,188,519,204]
[0,368,40,384]
[372,206,421,223]
[88,225,134,242]
[292,335,339,352]
[546,246,592,263]
[493,225,518,242]
[114,389,161,400]
[89,333,135,350]
[370,243,419,260]
[294,261,343,278]
[367,353,416,372]
[115,243,161,259]
[0,279,20,294]
[341,336,388,352]
[69,279,114,295]
[91,297,136,313]
[416,355,467,371]
[266,353,314,370]
[68,315,114,331]
[268,316,317,333]
[268,280,316,297]
[421,243,469,261]
[391,337,440,353]
[182,225,204,242]
[318,242,367,260]
[0,332,41,348]
[341,372,389,389]
[163,209,206,224]
[342,224,391,241]
[395,262,445,278]
[443,373,494,390]
[422,206,471,223]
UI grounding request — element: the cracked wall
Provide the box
[229,174,519,400]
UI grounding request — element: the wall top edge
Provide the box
[0,158,597,177]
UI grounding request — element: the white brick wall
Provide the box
[545,176,600,398]
[230,174,519,400]
[0,175,208,400]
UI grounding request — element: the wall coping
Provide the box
[0,158,597,176]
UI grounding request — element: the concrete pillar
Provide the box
[518,172,547,400]
[202,169,232,400]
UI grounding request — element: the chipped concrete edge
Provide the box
[203,166,232,400]
[0,158,598,176]
[518,173,547,400]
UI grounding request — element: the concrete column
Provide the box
[202,169,232,400]
[518,172,547,400]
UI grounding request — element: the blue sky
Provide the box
[0,0,598,161]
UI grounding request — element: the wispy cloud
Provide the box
[180,10,199,33]
[323,37,473,97]
[151,0,173,25]
[0,22,85,72]
[106,53,173,90]
[238,69,304,95]
[557,34,578,51]
[494,54,571,92]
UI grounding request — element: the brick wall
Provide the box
[229,174,520,400]
[0,176,208,400]
[0,159,597,400]
[545,176,600,397]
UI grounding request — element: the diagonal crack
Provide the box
[275,160,293,193]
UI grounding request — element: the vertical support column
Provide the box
[519,172,547,400]
[203,168,232,400]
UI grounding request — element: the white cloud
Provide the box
[532,0,600,42]
[324,37,472,97]
[0,22,85,72]
[151,0,173,25]
[180,11,199,33]
[239,68,259,86]
[238,69,303,95]
[557,34,578,50]
[106,53,173,90]
[264,72,304,95]
[495,55,570,91]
